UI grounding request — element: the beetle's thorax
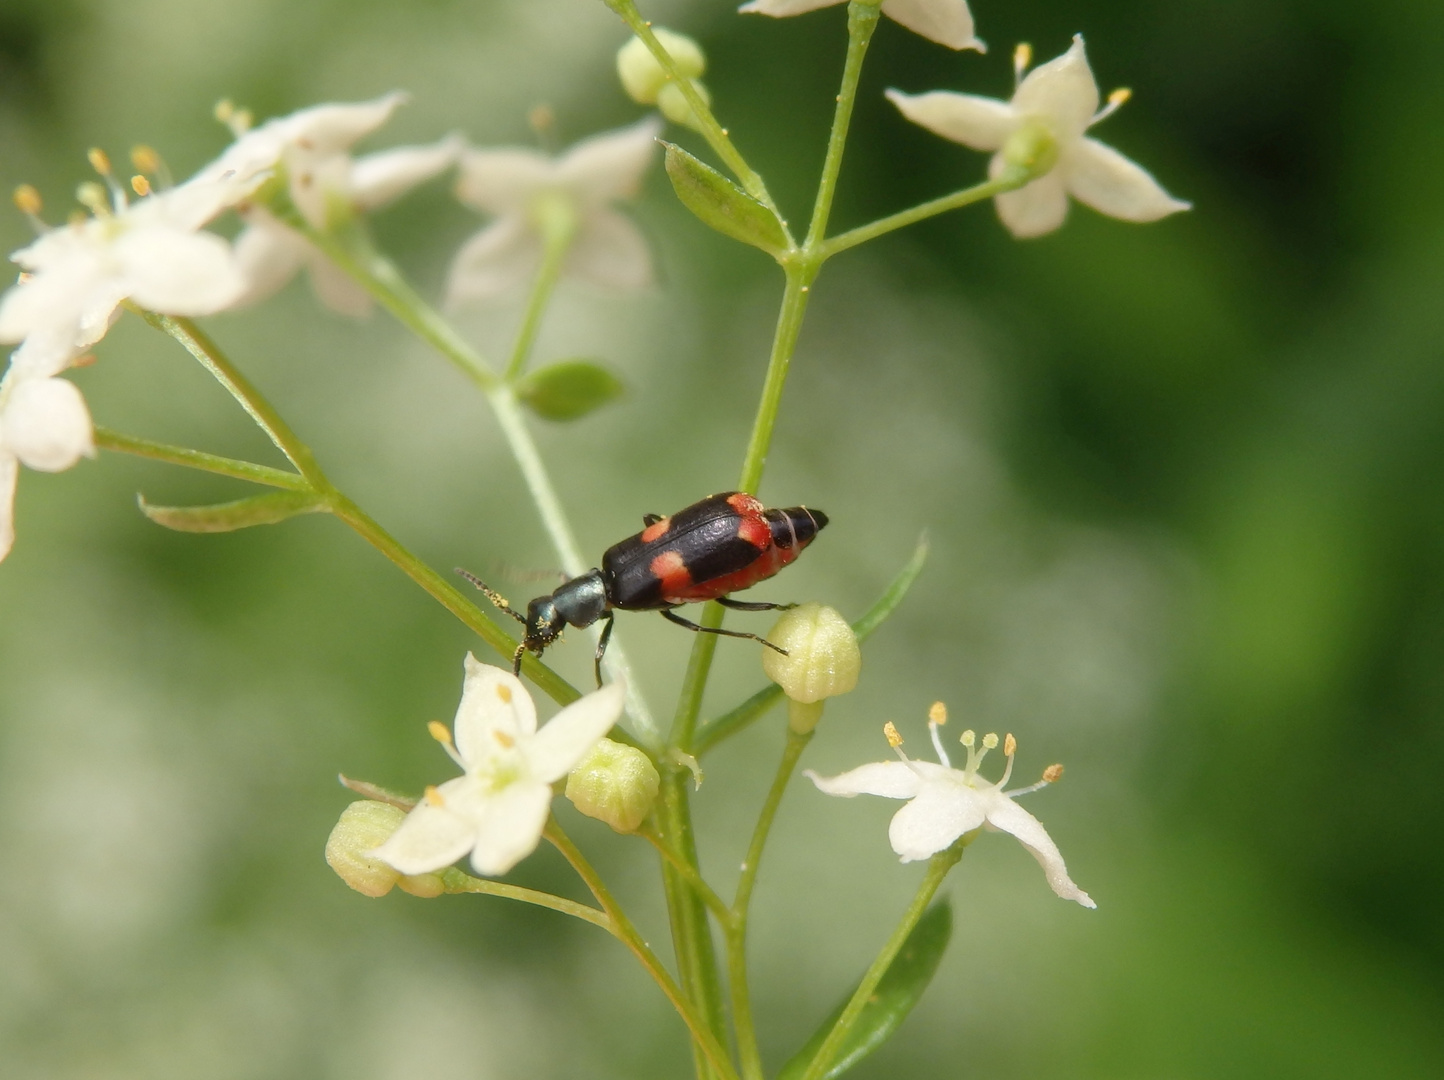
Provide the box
[544,569,609,633]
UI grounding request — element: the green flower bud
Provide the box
[565,738,661,833]
[656,79,711,132]
[763,603,861,707]
[1001,120,1059,177]
[616,29,706,105]
[325,800,445,898]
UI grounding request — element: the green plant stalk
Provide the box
[728,728,813,1080]
[503,205,575,382]
[546,820,741,1080]
[601,0,789,233]
[796,844,966,1080]
[441,867,611,930]
[639,824,732,924]
[92,427,310,491]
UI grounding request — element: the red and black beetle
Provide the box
[459,492,828,684]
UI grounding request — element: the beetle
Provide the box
[458,491,828,685]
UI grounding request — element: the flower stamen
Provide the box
[130,144,174,189]
[428,720,464,767]
[926,702,952,766]
[12,185,47,233]
[1009,762,1064,798]
[87,147,129,212]
[1013,42,1032,87]
[423,785,446,807]
[1092,87,1131,126]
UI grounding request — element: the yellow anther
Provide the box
[12,184,42,216]
[1109,87,1132,107]
[528,103,556,136]
[493,729,516,748]
[928,701,948,726]
[1042,763,1064,783]
[883,721,903,749]
[424,784,446,807]
[130,175,151,197]
[960,729,976,747]
[496,682,512,703]
[130,145,161,175]
[1013,42,1032,79]
[427,720,452,745]
[1003,732,1016,756]
[214,99,234,123]
[75,181,109,216]
[982,732,999,750]
[87,147,112,176]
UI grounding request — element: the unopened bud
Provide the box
[762,603,861,704]
[616,28,706,105]
[656,79,711,132]
[1001,120,1059,176]
[566,738,660,833]
[325,800,444,898]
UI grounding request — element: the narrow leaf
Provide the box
[663,142,789,255]
[777,901,953,1080]
[138,490,327,533]
[516,359,625,421]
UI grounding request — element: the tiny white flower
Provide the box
[806,704,1095,907]
[371,655,625,877]
[740,0,982,53]
[446,117,662,304]
[0,366,95,562]
[887,35,1190,238]
[197,94,459,316]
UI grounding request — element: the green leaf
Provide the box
[663,142,789,256]
[516,359,625,421]
[777,901,953,1080]
[138,490,328,533]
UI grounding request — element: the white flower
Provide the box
[371,655,625,877]
[198,94,459,316]
[740,0,982,52]
[0,366,94,562]
[446,117,662,304]
[806,706,1095,907]
[0,186,248,376]
[887,35,1190,238]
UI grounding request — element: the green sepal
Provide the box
[777,901,953,1080]
[137,490,328,533]
[516,359,625,421]
[663,142,789,256]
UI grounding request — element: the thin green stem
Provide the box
[796,844,965,1080]
[92,427,310,491]
[804,1,881,251]
[546,820,740,1080]
[727,728,812,1080]
[441,867,611,931]
[639,824,732,924]
[503,208,574,382]
[601,0,789,233]
[822,166,1033,258]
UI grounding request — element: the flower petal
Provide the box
[881,0,983,51]
[805,760,924,799]
[276,93,408,156]
[370,776,483,875]
[982,793,1095,907]
[1,377,93,472]
[991,156,1070,238]
[468,780,553,876]
[525,680,626,783]
[351,137,462,211]
[445,218,542,304]
[1064,137,1191,223]
[455,148,553,215]
[565,210,654,291]
[738,0,842,15]
[557,117,663,206]
[0,452,17,563]
[885,89,1016,152]
[888,781,984,862]
[304,250,374,317]
[1012,34,1098,140]
[454,655,538,764]
[114,227,247,314]
[231,218,310,308]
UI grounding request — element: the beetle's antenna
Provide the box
[455,568,527,625]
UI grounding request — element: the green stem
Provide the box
[441,867,610,931]
[796,844,965,1080]
[601,0,789,233]
[804,1,881,251]
[727,728,812,1080]
[546,820,740,1080]
[92,427,310,491]
[639,824,732,924]
[504,206,574,382]
[822,166,1033,258]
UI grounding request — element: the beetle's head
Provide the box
[524,595,565,653]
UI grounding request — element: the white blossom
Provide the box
[806,707,1095,907]
[740,0,982,52]
[0,366,94,562]
[446,117,662,304]
[887,35,1190,238]
[372,655,625,877]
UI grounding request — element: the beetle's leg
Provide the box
[642,513,664,527]
[593,612,615,688]
[456,568,527,625]
[660,608,788,654]
[716,597,798,612]
[511,642,529,675]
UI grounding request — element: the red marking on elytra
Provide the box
[650,549,692,596]
[641,517,671,543]
[727,493,765,516]
[737,515,771,550]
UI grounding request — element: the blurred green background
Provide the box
[3,0,1442,1076]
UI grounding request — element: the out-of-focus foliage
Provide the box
[1,0,1442,1076]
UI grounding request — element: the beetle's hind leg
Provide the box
[592,612,615,688]
[456,568,527,625]
[716,597,797,613]
[660,608,788,654]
